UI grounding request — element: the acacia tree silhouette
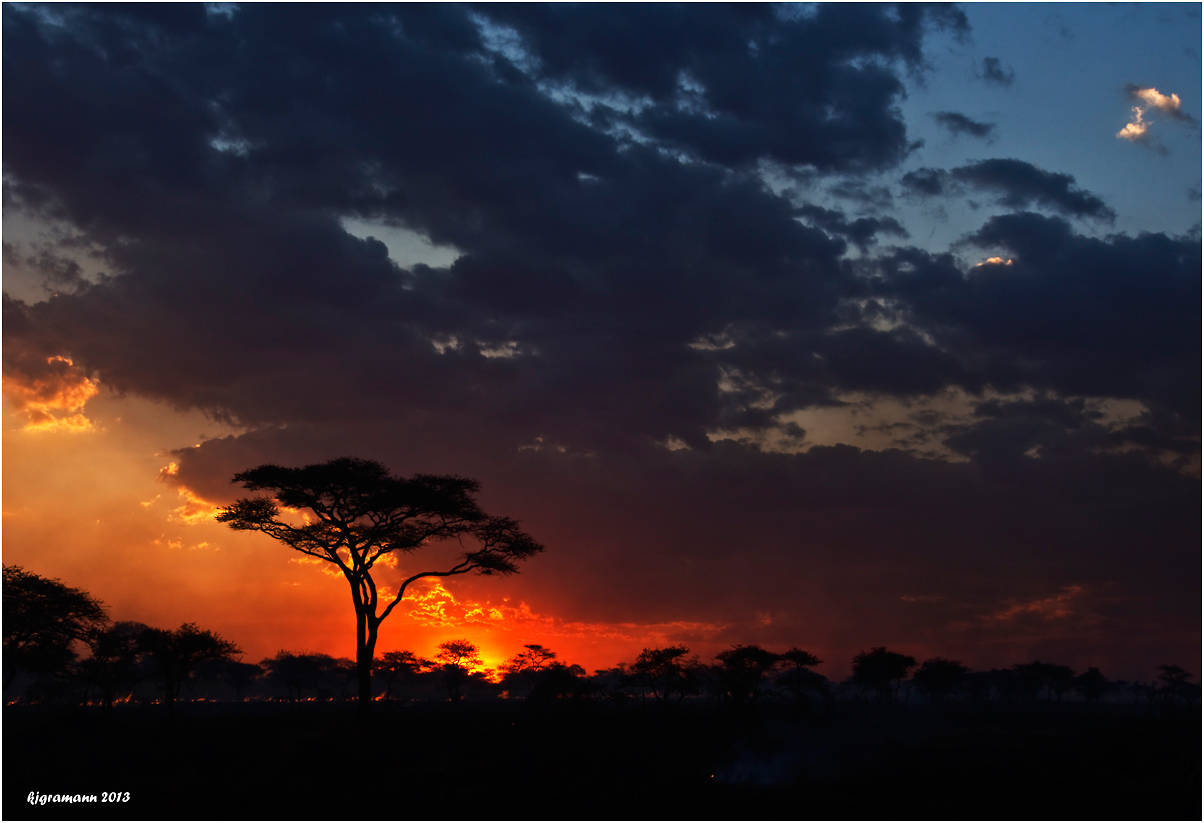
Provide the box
[74,621,149,709]
[714,644,780,713]
[217,457,543,717]
[776,647,825,713]
[912,657,970,703]
[139,623,240,717]
[437,639,483,702]
[1073,667,1117,704]
[375,650,428,701]
[633,645,700,705]
[1157,664,1192,710]
[851,646,916,702]
[3,565,109,689]
[501,644,558,696]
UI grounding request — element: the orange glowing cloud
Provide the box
[1118,86,1194,144]
[1131,86,1182,114]
[985,584,1085,623]
[1117,106,1150,142]
[3,355,100,432]
[156,464,222,524]
[390,578,728,668]
[976,257,1014,267]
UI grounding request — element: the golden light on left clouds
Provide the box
[3,355,99,432]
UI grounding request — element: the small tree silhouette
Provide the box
[375,650,428,701]
[1013,661,1075,702]
[529,662,591,703]
[1157,664,1192,710]
[264,651,320,701]
[774,648,826,713]
[715,644,780,713]
[1073,667,1117,704]
[912,657,970,703]
[437,639,483,702]
[74,621,149,709]
[500,644,558,697]
[204,658,264,702]
[633,645,701,705]
[594,664,638,707]
[851,647,916,702]
[1011,662,1047,704]
[217,457,543,718]
[139,623,240,717]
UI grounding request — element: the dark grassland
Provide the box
[5,700,1200,820]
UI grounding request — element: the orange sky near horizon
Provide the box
[4,356,1195,686]
[1,382,770,676]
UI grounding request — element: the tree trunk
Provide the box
[356,614,377,718]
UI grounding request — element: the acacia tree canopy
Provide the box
[3,565,110,689]
[633,645,700,704]
[715,644,780,708]
[912,657,970,702]
[437,639,484,702]
[851,646,917,701]
[216,457,544,716]
[139,623,241,716]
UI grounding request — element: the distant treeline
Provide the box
[5,565,1198,713]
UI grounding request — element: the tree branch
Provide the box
[377,562,477,623]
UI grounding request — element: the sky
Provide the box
[3,3,1200,683]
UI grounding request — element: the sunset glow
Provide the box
[5,356,100,432]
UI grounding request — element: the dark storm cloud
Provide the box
[875,212,1201,422]
[952,160,1114,220]
[3,4,1197,669]
[3,2,964,454]
[899,160,1114,220]
[977,56,1015,86]
[932,111,996,140]
[793,204,909,251]
[480,3,967,172]
[899,167,948,196]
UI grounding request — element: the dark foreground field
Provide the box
[5,699,1200,820]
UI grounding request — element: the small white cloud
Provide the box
[1116,107,1150,142]
[1132,87,1182,115]
[1118,85,1196,147]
